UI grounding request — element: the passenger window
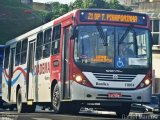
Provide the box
[4,46,10,68]
[36,32,43,60]
[52,25,61,55]
[21,39,28,64]
[15,42,21,66]
[43,28,52,58]
[37,32,43,46]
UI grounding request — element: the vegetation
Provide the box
[43,0,132,23]
[0,0,43,44]
[0,0,131,44]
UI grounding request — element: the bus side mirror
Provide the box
[150,33,153,46]
[69,25,76,39]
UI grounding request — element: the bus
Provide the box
[2,9,152,116]
[0,45,5,107]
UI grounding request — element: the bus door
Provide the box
[8,48,15,101]
[27,40,36,104]
[62,26,71,99]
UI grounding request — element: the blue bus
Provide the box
[0,45,5,107]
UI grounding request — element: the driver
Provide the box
[119,44,134,57]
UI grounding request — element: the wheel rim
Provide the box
[52,85,60,111]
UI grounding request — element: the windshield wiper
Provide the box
[118,25,138,56]
[96,23,108,46]
[119,25,133,44]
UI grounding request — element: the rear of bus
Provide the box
[70,9,152,115]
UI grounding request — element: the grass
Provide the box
[0,0,43,44]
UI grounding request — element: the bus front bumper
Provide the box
[71,81,151,104]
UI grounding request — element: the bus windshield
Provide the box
[74,25,151,69]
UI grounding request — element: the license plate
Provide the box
[108,93,122,98]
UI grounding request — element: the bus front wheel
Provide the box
[51,84,62,113]
[51,84,80,114]
[17,88,36,113]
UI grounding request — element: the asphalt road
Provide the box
[0,109,159,120]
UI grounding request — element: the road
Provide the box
[0,108,159,120]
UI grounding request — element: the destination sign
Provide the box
[80,10,147,25]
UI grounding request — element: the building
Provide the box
[120,0,147,6]
[21,0,33,4]
[120,0,160,6]
[32,2,52,12]
[131,0,160,93]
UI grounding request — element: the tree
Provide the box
[89,0,106,8]
[83,0,132,10]
[72,0,83,9]
[43,0,132,23]
[42,2,70,22]
[83,0,89,8]
[109,0,132,10]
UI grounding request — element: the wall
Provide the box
[152,47,160,93]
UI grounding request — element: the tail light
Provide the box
[136,70,152,89]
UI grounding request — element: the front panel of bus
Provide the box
[70,10,152,104]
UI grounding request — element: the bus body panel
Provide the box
[2,68,9,103]
[2,21,54,104]
[3,60,27,103]
[34,58,51,102]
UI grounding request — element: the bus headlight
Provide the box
[74,74,93,87]
[75,75,83,83]
[136,70,152,89]
[144,79,150,86]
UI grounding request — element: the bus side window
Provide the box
[4,46,10,69]
[36,32,43,60]
[0,47,4,64]
[43,28,52,58]
[21,39,28,64]
[52,25,61,55]
[15,42,21,66]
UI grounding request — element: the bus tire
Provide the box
[51,84,80,114]
[51,84,62,113]
[16,88,26,113]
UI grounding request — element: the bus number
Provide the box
[88,13,93,20]
[125,83,134,87]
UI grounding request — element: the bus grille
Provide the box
[93,73,136,82]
